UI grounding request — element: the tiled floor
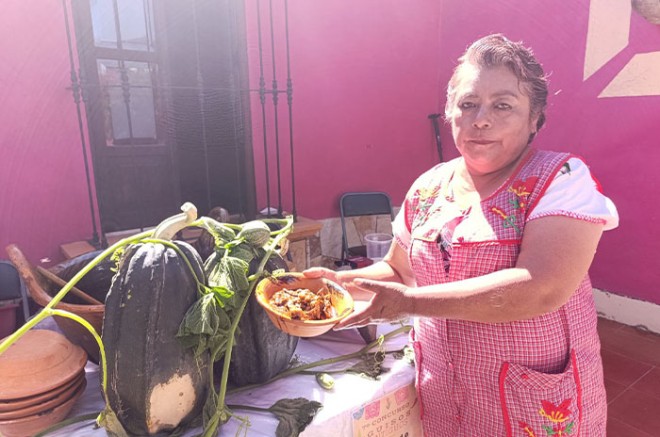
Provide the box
[598,317,660,436]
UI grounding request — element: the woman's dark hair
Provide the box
[445,34,548,143]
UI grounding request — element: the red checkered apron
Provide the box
[405,149,606,436]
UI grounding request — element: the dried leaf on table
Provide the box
[346,351,389,380]
[269,398,323,437]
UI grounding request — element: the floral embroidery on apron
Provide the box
[519,398,576,436]
[489,176,540,236]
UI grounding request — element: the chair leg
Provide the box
[19,284,30,321]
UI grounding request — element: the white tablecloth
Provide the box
[44,324,416,437]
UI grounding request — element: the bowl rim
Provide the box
[255,272,354,325]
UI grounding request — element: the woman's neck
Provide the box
[456,147,531,199]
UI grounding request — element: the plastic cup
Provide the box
[365,233,393,262]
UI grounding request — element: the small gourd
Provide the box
[236,220,272,248]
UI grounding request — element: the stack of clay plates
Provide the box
[0,329,87,437]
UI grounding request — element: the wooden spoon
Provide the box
[36,266,103,306]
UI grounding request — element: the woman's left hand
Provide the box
[335,279,413,329]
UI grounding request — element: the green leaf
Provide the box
[219,256,250,294]
[177,293,231,357]
[228,244,256,264]
[209,285,235,304]
[565,422,575,434]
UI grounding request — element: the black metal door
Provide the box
[71,0,255,235]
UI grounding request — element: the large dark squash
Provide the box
[102,241,209,436]
[224,252,299,387]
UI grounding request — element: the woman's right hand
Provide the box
[303,267,376,301]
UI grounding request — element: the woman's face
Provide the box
[449,63,538,177]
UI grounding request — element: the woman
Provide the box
[306,34,618,436]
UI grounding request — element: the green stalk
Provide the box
[202,218,293,437]
[227,325,411,396]
[296,348,405,375]
[0,230,151,358]
[226,404,268,413]
[48,309,107,392]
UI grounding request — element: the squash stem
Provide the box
[203,217,293,437]
[48,309,109,394]
[227,325,412,396]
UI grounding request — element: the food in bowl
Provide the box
[269,286,336,321]
[255,273,354,337]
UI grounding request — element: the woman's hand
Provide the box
[334,279,413,329]
[302,266,340,283]
[303,267,376,301]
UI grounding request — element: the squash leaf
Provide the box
[207,256,249,298]
[221,256,250,293]
[228,244,255,264]
[177,293,232,357]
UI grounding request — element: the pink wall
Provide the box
[245,0,443,218]
[431,0,660,303]
[0,1,96,267]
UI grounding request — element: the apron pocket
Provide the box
[499,350,582,437]
[412,327,460,433]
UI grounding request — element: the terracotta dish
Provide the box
[0,374,86,420]
[0,369,85,412]
[0,329,87,400]
[255,272,354,337]
[0,375,86,437]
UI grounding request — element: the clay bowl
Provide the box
[0,375,86,437]
[0,329,87,400]
[0,369,85,413]
[255,272,354,337]
[6,244,105,363]
[0,373,86,420]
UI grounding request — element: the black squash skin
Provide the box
[225,253,299,387]
[50,249,115,303]
[102,241,209,436]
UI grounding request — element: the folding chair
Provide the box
[339,191,394,265]
[0,260,31,323]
